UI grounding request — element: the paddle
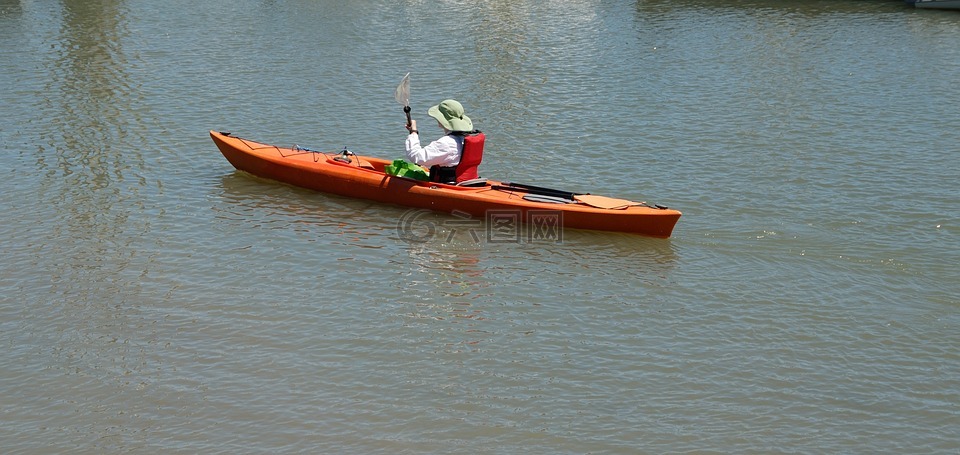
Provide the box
[395,72,412,132]
[497,182,583,200]
[494,182,664,209]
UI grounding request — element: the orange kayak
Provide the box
[210,131,681,238]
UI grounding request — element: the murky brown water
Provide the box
[2,0,958,453]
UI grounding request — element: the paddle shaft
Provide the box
[503,182,583,199]
[495,182,582,200]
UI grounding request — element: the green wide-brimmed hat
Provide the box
[428,99,473,132]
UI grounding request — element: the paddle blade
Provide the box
[394,72,410,106]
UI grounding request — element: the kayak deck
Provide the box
[210,131,681,238]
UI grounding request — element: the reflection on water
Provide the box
[216,171,678,274]
[216,168,680,352]
[35,0,153,305]
[639,0,906,15]
[470,1,601,134]
[14,6,164,447]
[214,171,401,236]
[0,0,21,16]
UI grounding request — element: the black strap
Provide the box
[429,165,457,184]
[449,129,482,137]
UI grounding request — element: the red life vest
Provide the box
[455,130,484,183]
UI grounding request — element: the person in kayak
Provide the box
[405,99,476,183]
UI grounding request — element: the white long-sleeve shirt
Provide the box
[405,132,463,167]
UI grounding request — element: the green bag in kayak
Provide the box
[384,159,429,181]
